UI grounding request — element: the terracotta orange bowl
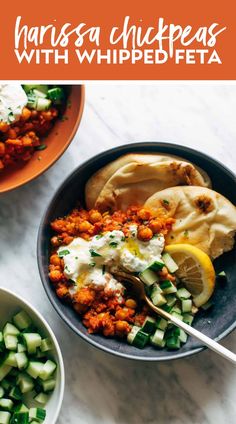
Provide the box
[0,85,85,194]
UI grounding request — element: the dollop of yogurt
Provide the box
[58,228,165,293]
[0,84,27,124]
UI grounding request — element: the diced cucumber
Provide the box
[181,299,192,313]
[23,85,48,94]
[166,294,177,308]
[0,388,4,399]
[26,93,37,109]
[3,324,19,338]
[17,374,34,394]
[14,404,29,413]
[17,344,26,354]
[34,393,49,405]
[41,378,56,393]
[0,398,14,411]
[218,271,226,279]
[9,386,22,401]
[171,306,182,314]
[148,261,165,272]
[10,411,29,423]
[127,326,149,349]
[47,87,64,103]
[156,317,168,331]
[160,280,177,294]
[141,316,156,334]
[0,365,12,382]
[0,411,11,424]
[183,314,194,326]
[36,98,51,111]
[150,329,165,347]
[166,336,181,349]
[27,362,43,380]
[4,353,17,368]
[176,288,191,299]
[39,360,56,381]
[127,326,140,344]
[151,292,167,307]
[161,304,172,313]
[162,252,179,273]
[33,89,47,99]
[3,336,17,352]
[179,329,188,343]
[13,311,32,331]
[40,338,53,353]
[15,353,28,371]
[29,408,46,422]
[139,269,158,286]
[171,311,183,321]
[22,334,42,355]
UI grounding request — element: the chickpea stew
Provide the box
[48,206,193,348]
[0,84,66,171]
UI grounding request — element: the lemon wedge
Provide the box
[164,244,216,307]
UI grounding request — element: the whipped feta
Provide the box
[58,228,165,293]
[0,84,27,124]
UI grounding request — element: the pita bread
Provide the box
[145,186,236,259]
[85,153,211,209]
[92,160,211,212]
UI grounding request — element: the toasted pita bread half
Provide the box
[145,186,236,259]
[92,160,211,212]
[85,153,211,209]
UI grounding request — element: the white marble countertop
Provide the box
[0,83,236,424]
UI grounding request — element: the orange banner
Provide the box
[0,0,235,80]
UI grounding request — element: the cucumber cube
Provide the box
[41,378,56,392]
[27,362,44,379]
[0,365,12,382]
[39,360,57,381]
[29,408,46,422]
[141,317,156,334]
[181,299,192,313]
[4,335,18,351]
[0,411,11,424]
[0,398,14,411]
[176,288,191,299]
[13,311,32,331]
[3,324,20,337]
[40,338,53,353]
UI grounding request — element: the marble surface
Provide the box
[0,83,236,424]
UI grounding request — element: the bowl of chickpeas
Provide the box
[38,141,236,361]
[0,84,85,194]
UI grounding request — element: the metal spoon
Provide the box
[112,270,236,364]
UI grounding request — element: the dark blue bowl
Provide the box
[37,142,236,361]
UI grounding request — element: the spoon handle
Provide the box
[145,296,236,365]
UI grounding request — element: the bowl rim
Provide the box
[37,141,236,361]
[0,85,85,194]
[0,286,65,422]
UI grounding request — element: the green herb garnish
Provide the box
[89,249,102,257]
[109,242,118,247]
[183,230,189,238]
[102,265,106,274]
[59,249,70,257]
[35,144,47,151]
[163,199,169,205]
[89,262,96,268]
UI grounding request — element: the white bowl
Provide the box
[0,287,65,424]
